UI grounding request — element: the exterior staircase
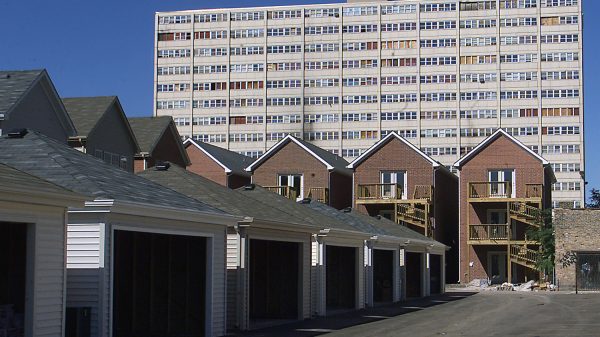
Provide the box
[397,203,433,237]
[509,202,541,227]
[509,244,540,269]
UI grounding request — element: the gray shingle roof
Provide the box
[127,116,174,153]
[139,165,314,227]
[62,96,117,136]
[0,162,84,198]
[185,139,252,177]
[293,137,351,174]
[0,131,226,215]
[0,70,44,115]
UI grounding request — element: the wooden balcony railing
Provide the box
[469,224,509,241]
[413,185,433,200]
[509,202,541,222]
[397,203,427,224]
[263,185,299,200]
[469,182,512,199]
[308,187,329,204]
[356,183,403,200]
[525,184,543,199]
[510,245,540,265]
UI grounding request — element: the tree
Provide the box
[526,209,554,277]
[587,188,600,208]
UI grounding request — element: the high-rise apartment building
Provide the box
[154,0,584,206]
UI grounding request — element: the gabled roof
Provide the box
[453,129,549,168]
[245,135,351,174]
[63,96,139,151]
[0,69,76,136]
[129,116,189,164]
[0,130,225,215]
[347,131,440,169]
[184,138,252,176]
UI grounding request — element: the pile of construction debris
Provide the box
[463,279,558,292]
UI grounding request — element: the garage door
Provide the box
[577,253,600,292]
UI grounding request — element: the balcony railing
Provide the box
[356,183,403,200]
[397,203,427,224]
[469,224,509,241]
[469,182,512,199]
[413,185,433,200]
[263,185,299,200]
[308,187,329,204]
[525,184,543,199]
[509,202,541,223]
[510,245,540,265]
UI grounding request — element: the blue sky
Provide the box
[1,0,596,196]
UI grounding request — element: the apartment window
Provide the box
[268,10,302,19]
[343,95,378,104]
[267,45,302,54]
[342,130,379,140]
[157,83,190,92]
[460,109,497,119]
[501,72,537,81]
[504,127,539,136]
[461,128,495,137]
[542,71,580,81]
[461,73,497,83]
[305,78,339,87]
[420,20,456,30]
[157,32,191,41]
[194,116,227,125]
[381,112,417,120]
[343,42,378,51]
[500,0,537,9]
[195,48,227,57]
[193,99,227,108]
[422,147,457,156]
[229,81,263,90]
[421,92,457,102]
[156,100,189,109]
[500,35,537,45]
[421,57,456,66]
[157,49,190,58]
[381,94,418,103]
[382,58,417,67]
[382,76,418,85]
[541,89,579,98]
[420,3,457,12]
[159,15,191,24]
[342,24,378,34]
[305,132,339,141]
[343,59,378,69]
[230,46,263,55]
[381,40,417,49]
[541,107,579,117]
[231,28,264,39]
[342,149,366,158]
[238,150,264,158]
[460,55,496,64]
[421,110,457,119]
[305,8,340,18]
[541,52,578,62]
[422,39,457,48]
[267,80,302,89]
[542,144,580,154]
[420,74,456,84]
[195,13,228,22]
[500,90,538,100]
[230,98,264,107]
[460,19,496,29]
[193,82,227,91]
[500,17,537,26]
[192,134,227,143]
[266,114,302,124]
[267,132,300,141]
[305,26,339,35]
[157,66,190,75]
[267,27,302,37]
[230,133,263,142]
[266,97,302,106]
[500,108,538,118]
[228,115,263,125]
[305,114,339,123]
[195,30,227,39]
[343,112,378,122]
[552,182,581,191]
[268,62,302,71]
[230,11,264,21]
[382,4,417,14]
[460,37,496,47]
[542,126,580,135]
[460,1,497,10]
[551,163,581,172]
[542,0,577,7]
[305,43,339,53]
[381,130,417,138]
[174,117,190,126]
[230,64,263,73]
[382,23,417,32]
[343,77,378,86]
[500,54,537,63]
[194,65,227,74]
[421,128,457,138]
[343,6,378,16]
[304,96,339,105]
[304,61,338,70]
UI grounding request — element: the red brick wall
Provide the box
[353,137,434,210]
[134,158,146,173]
[251,142,330,200]
[458,135,545,283]
[186,145,228,187]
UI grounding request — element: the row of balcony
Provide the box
[355,183,432,202]
[468,182,542,200]
[262,185,329,204]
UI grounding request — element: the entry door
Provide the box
[489,169,515,198]
[488,210,507,225]
[278,174,303,201]
[487,252,507,285]
[380,171,406,199]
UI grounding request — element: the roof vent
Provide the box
[7,129,28,138]
[299,198,312,204]
[342,207,352,213]
[243,184,256,190]
[155,161,170,171]
[376,215,382,220]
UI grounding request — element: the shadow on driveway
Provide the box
[227,292,477,337]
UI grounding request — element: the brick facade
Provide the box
[186,145,229,187]
[133,126,188,173]
[458,135,547,283]
[554,208,600,291]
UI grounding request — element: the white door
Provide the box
[380,171,407,199]
[278,174,303,201]
[488,169,515,198]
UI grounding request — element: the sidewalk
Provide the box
[227,291,477,337]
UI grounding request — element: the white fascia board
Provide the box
[184,138,232,173]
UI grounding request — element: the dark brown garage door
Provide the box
[577,253,600,292]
